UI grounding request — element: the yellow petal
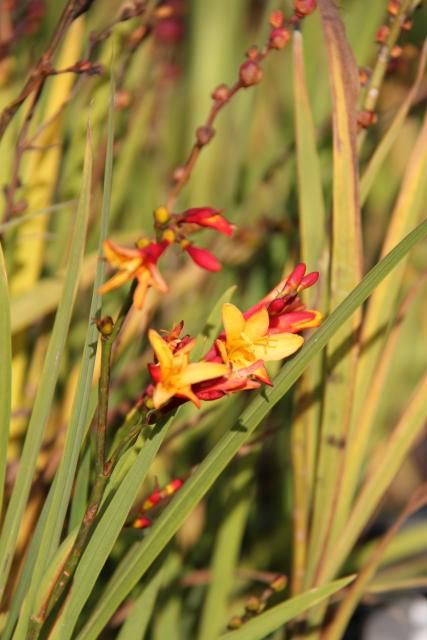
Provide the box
[179,362,228,385]
[148,329,173,370]
[98,270,132,294]
[252,333,304,362]
[222,303,245,343]
[103,240,141,268]
[244,307,269,340]
[176,385,201,408]
[152,383,175,409]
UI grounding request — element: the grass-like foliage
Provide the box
[0,1,427,639]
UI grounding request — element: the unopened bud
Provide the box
[173,165,186,183]
[269,10,285,28]
[246,45,259,60]
[358,67,370,87]
[269,27,291,49]
[96,316,114,337]
[136,237,150,249]
[376,25,390,44]
[294,0,317,18]
[390,44,402,58]
[402,18,413,31]
[239,60,263,87]
[227,617,242,630]
[271,575,287,592]
[154,206,170,224]
[245,596,262,613]
[144,397,155,410]
[212,83,229,101]
[162,229,176,244]
[387,0,400,16]
[357,109,377,129]
[196,125,215,145]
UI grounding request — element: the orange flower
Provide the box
[99,240,168,309]
[148,329,229,409]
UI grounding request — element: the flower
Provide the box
[215,303,304,384]
[181,242,222,272]
[148,329,229,409]
[177,207,233,236]
[99,239,169,309]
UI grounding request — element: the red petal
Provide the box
[184,245,222,271]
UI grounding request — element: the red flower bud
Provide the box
[300,271,319,289]
[212,83,229,101]
[183,244,222,271]
[376,25,390,44]
[269,10,285,28]
[239,60,263,87]
[294,0,317,18]
[269,27,291,49]
[286,263,307,289]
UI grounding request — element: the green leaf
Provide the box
[49,418,174,640]
[218,577,355,640]
[116,562,165,640]
[307,0,363,583]
[76,217,427,640]
[0,126,92,604]
[12,84,116,637]
[0,241,11,517]
[197,458,253,640]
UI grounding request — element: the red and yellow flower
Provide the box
[148,329,229,409]
[99,239,169,309]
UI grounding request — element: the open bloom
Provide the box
[99,240,169,309]
[148,329,228,409]
[215,303,304,384]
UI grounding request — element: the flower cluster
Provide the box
[145,263,321,410]
[99,206,232,308]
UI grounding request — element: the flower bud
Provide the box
[269,27,291,49]
[271,575,287,592]
[162,229,176,244]
[269,10,284,28]
[182,243,221,271]
[358,67,370,87]
[376,25,390,44]
[211,83,229,101]
[96,316,114,337]
[387,0,400,16]
[390,44,402,58]
[196,125,215,145]
[245,596,262,613]
[173,165,186,183]
[135,237,150,249]
[239,60,263,87]
[227,617,242,630]
[154,206,170,224]
[357,109,377,129]
[246,45,259,60]
[294,0,317,18]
